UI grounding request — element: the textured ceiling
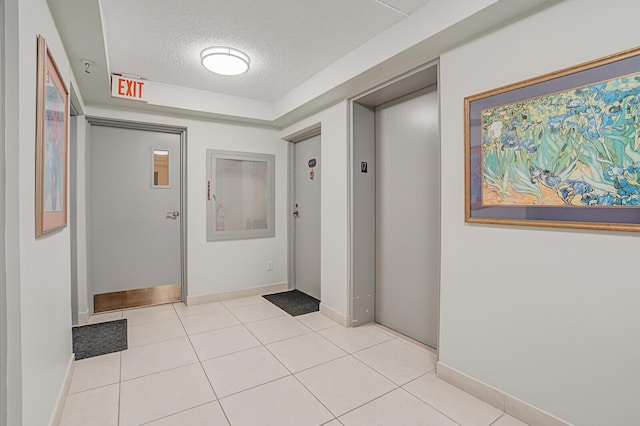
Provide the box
[101,0,432,101]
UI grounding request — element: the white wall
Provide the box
[84,107,288,299]
[3,0,22,423]
[280,102,350,316]
[3,0,79,423]
[439,1,640,424]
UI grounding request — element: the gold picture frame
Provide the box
[465,46,640,232]
[35,35,69,238]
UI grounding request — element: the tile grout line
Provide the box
[86,304,211,424]
[401,372,470,426]
[314,330,394,355]
[225,308,338,422]
[220,296,271,310]
[117,306,215,420]
[230,311,289,325]
[349,338,439,387]
[137,401,217,425]
[281,337,342,422]
[94,302,457,425]
[489,412,508,426]
[289,314,417,420]
[173,302,234,426]
[172,303,222,396]
[205,300,262,425]
[332,385,401,421]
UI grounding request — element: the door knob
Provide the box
[293,203,299,218]
[167,211,180,219]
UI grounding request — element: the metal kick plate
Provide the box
[94,283,181,313]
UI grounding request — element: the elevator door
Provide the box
[375,87,439,348]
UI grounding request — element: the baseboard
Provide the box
[319,303,348,327]
[186,282,289,306]
[436,362,505,410]
[77,310,89,326]
[505,394,572,426]
[49,353,75,426]
[436,362,570,426]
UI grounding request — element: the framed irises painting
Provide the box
[35,35,69,238]
[465,46,640,232]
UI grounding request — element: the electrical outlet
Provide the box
[266,260,273,271]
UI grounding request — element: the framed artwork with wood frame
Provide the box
[465,46,640,232]
[35,35,69,238]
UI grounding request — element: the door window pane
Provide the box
[152,149,170,187]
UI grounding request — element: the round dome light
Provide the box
[200,47,250,76]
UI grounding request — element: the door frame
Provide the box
[283,123,321,294]
[347,60,441,350]
[85,117,188,310]
[0,0,7,419]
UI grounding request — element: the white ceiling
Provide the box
[48,0,557,126]
[101,0,431,102]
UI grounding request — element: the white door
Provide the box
[88,125,181,300]
[294,135,321,300]
[375,88,439,348]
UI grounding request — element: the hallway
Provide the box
[60,297,523,425]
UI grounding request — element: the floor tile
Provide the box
[296,356,396,417]
[296,312,340,331]
[220,376,333,426]
[119,363,215,426]
[372,323,436,353]
[128,317,186,347]
[69,352,120,394]
[60,384,119,426]
[63,302,526,426]
[367,323,398,337]
[189,324,261,361]
[144,402,229,425]
[245,316,313,344]
[267,332,347,373]
[123,304,178,326]
[403,373,502,426]
[121,337,198,380]
[492,414,530,426]
[173,301,226,318]
[221,295,267,308]
[228,301,288,323]
[87,311,123,325]
[318,325,393,353]
[353,338,436,385]
[179,309,240,335]
[339,388,457,426]
[202,346,290,397]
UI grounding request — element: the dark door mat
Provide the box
[263,290,320,316]
[72,319,128,360]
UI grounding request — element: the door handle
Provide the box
[167,211,180,219]
[293,203,299,218]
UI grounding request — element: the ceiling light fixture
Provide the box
[200,47,250,76]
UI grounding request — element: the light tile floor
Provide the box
[61,296,529,425]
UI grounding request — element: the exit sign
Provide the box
[111,75,147,102]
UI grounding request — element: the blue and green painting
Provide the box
[481,73,640,207]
